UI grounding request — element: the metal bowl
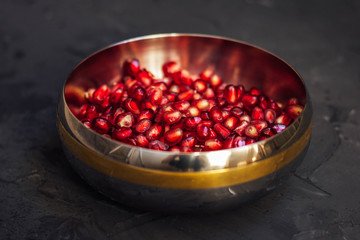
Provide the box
[57,33,312,213]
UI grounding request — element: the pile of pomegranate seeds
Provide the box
[74,59,304,152]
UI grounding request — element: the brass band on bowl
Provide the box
[58,117,312,189]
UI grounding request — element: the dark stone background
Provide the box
[1,0,359,239]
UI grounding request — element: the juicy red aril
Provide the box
[115,112,135,128]
[204,138,223,151]
[112,127,132,140]
[164,128,183,146]
[213,123,231,139]
[77,59,304,152]
[123,58,140,77]
[133,119,152,133]
[163,110,182,125]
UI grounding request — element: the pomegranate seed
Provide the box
[146,123,163,141]
[196,123,211,139]
[208,128,218,139]
[169,85,180,93]
[181,136,196,148]
[221,110,231,120]
[84,88,95,103]
[224,134,236,149]
[112,127,132,140]
[273,124,286,133]
[177,89,194,101]
[286,105,303,119]
[193,79,207,93]
[269,100,283,115]
[148,140,169,151]
[234,136,246,147]
[275,113,292,126]
[199,66,214,81]
[200,111,210,120]
[173,100,190,112]
[170,146,181,152]
[237,85,245,99]
[246,138,256,145]
[123,58,140,77]
[208,99,217,109]
[136,69,153,87]
[135,134,149,147]
[151,82,168,91]
[251,106,264,120]
[138,109,154,121]
[250,120,268,132]
[224,85,239,104]
[230,107,243,118]
[185,106,200,117]
[250,87,261,96]
[204,138,223,151]
[202,120,213,127]
[184,116,202,131]
[244,125,259,138]
[264,109,276,124]
[209,74,222,88]
[203,88,215,99]
[124,98,140,115]
[180,146,193,152]
[133,119,152,134]
[162,61,180,78]
[216,97,227,107]
[210,106,224,123]
[242,95,258,111]
[81,119,91,128]
[82,104,98,120]
[286,97,299,106]
[223,116,239,130]
[131,86,146,102]
[147,87,163,104]
[262,127,276,137]
[163,110,182,125]
[164,128,183,146]
[194,99,210,111]
[92,117,112,134]
[213,123,231,139]
[115,112,136,128]
[259,96,269,109]
[110,82,125,93]
[239,114,251,122]
[93,85,110,106]
[234,120,249,135]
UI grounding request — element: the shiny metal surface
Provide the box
[57,33,312,211]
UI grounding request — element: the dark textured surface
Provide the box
[1,0,359,239]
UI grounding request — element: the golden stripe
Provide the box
[58,119,311,189]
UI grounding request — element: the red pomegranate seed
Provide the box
[224,134,236,149]
[181,136,196,148]
[115,112,136,128]
[180,146,193,152]
[148,140,169,151]
[170,146,181,152]
[196,123,210,139]
[193,79,207,93]
[208,99,217,109]
[81,104,98,120]
[286,105,303,119]
[264,108,276,124]
[209,74,222,88]
[146,123,163,141]
[234,120,249,135]
[213,123,231,139]
[210,106,224,123]
[110,82,125,93]
[200,111,210,120]
[93,85,110,106]
[259,96,269,109]
[112,127,132,140]
[203,88,215,99]
[147,87,163,104]
[275,113,292,126]
[184,116,202,131]
[224,84,239,104]
[202,120,213,127]
[183,131,196,139]
[286,97,299,106]
[221,110,231,120]
[208,128,218,139]
[131,86,146,102]
[216,97,226,107]
[239,114,251,122]
[269,100,283,115]
[177,89,194,101]
[169,84,180,93]
[162,61,181,78]
[250,87,261,96]
[138,109,154,121]
[133,119,152,134]
[81,119,91,128]
[246,138,256,145]
[242,95,258,111]
[135,134,149,147]
[204,138,223,151]
[185,106,200,117]
[194,99,210,111]
[251,106,264,120]
[163,110,182,125]
[123,58,140,77]
[250,120,268,132]
[173,100,190,112]
[92,117,112,134]
[164,128,183,146]
[272,124,286,133]
[244,125,259,138]
[141,99,157,112]
[237,85,245,99]
[136,69,153,87]
[124,98,140,115]
[199,66,214,81]
[230,107,243,118]
[223,116,239,130]
[234,136,246,147]
[262,127,276,137]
